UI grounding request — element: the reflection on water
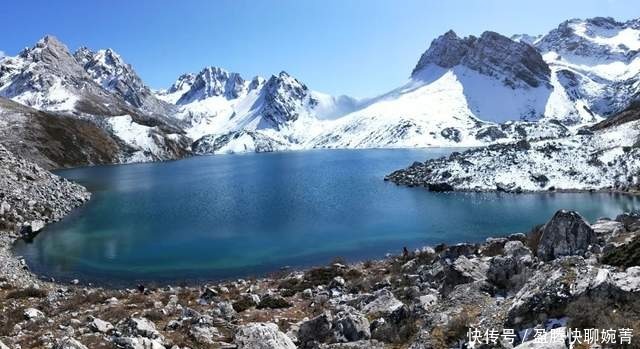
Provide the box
[13,149,640,285]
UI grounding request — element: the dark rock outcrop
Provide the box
[537,210,597,261]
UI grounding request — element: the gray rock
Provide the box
[235,323,296,349]
[332,308,370,342]
[0,340,8,349]
[362,289,404,318]
[189,324,222,345]
[112,337,166,349]
[24,307,45,320]
[320,340,386,349]
[123,317,160,339]
[440,255,488,295]
[212,301,236,320]
[537,210,597,261]
[418,293,438,310]
[298,313,334,347]
[504,241,532,258]
[257,294,292,309]
[198,287,218,303]
[487,253,533,291]
[591,219,624,236]
[54,337,88,349]
[370,304,417,343]
[88,317,114,333]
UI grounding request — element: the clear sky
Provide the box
[1,0,639,97]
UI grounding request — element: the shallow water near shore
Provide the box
[13,149,640,286]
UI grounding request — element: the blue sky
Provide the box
[1,0,639,97]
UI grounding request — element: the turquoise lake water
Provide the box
[13,149,640,286]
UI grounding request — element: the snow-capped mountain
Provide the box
[156,66,361,153]
[309,18,640,149]
[2,17,640,163]
[74,47,174,116]
[307,30,557,149]
[0,36,190,165]
[534,17,640,120]
[0,36,133,115]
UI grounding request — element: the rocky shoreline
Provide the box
[3,144,640,349]
[385,105,640,194]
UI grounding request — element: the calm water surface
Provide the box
[14,149,640,285]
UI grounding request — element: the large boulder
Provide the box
[487,241,533,291]
[370,304,417,343]
[537,210,597,261]
[235,323,296,349]
[361,289,403,318]
[298,313,334,347]
[122,317,161,339]
[332,308,371,342]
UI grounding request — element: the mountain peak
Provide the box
[412,30,474,73]
[175,66,246,104]
[17,35,88,79]
[412,30,550,88]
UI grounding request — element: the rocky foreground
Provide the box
[2,144,640,349]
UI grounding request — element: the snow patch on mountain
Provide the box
[106,115,187,163]
[387,106,640,192]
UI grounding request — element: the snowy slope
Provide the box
[309,31,558,149]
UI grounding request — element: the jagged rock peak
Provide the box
[265,71,309,96]
[412,30,474,72]
[72,46,163,111]
[75,48,135,85]
[412,30,550,88]
[168,73,196,94]
[258,71,316,128]
[176,66,246,104]
[73,46,94,66]
[18,35,87,77]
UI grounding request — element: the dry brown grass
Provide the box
[0,305,25,336]
[5,287,47,299]
[443,305,481,345]
[526,224,544,255]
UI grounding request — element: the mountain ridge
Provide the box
[1,16,639,164]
